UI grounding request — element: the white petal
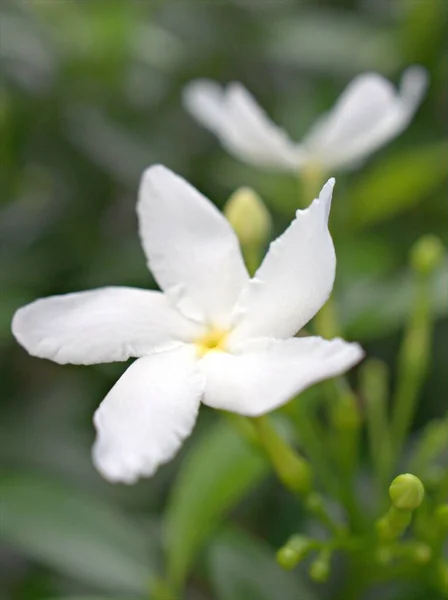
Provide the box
[93,345,205,484]
[201,337,364,416]
[184,80,304,171]
[138,165,249,327]
[304,66,428,170]
[12,287,202,365]
[229,179,336,344]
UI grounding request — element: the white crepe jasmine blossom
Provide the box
[183,66,427,173]
[12,165,363,484]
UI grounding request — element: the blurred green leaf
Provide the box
[207,527,317,600]
[346,141,448,229]
[0,473,158,595]
[400,0,448,64]
[266,10,400,75]
[339,261,448,340]
[165,419,268,590]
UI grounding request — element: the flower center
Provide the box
[195,327,229,358]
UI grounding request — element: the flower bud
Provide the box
[411,542,432,564]
[410,234,445,276]
[389,473,424,510]
[276,535,311,570]
[224,187,271,249]
[309,549,331,582]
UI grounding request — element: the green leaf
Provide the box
[266,11,400,75]
[207,527,317,600]
[165,418,269,590]
[346,142,448,229]
[0,472,158,595]
[339,261,448,341]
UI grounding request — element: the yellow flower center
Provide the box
[195,327,229,358]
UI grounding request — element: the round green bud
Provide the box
[224,187,272,248]
[309,551,330,582]
[389,473,425,510]
[410,234,445,275]
[276,535,310,570]
[435,504,448,528]
[412,542,432,564]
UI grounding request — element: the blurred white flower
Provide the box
[183,67,428,173]
[12,165,363,484]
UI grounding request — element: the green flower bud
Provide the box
[410,234,445,276]
[411,542,432,564]
[389,473,425,510]
[224,187,271,249]
[309,549,331,582]
[276,535,311,570]
[435,504,448,528]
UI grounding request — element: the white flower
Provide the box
[12,165,363,484]
[183,66,428,173]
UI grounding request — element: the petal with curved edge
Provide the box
[183,80,304,171]
[229,179,336,344]
[138,165,249,327]
[93,345,205,484]
[12,287,202,365]
[201,336,364,417]
[304,66,428,170]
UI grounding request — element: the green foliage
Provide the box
[346,142,447,229]
[165,419,268,589]
[1,0,447,598]
[1,473,159,595]
[207,528,316,600]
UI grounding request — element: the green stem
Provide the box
[305,492,347,537]
[253,414,312,496]
[391,271,432,461]
[409,415,448,478]
[299,164,325,207]
[252,416,349,536]
[360,359,393,500]
[301,168,365,530]
[292,397,341,497]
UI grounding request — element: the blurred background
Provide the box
[1,0,447,599]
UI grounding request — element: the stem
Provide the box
[299,164,325,207]
[301,166,365,530]
[292,397,341,497]
[253,414,312,496]
[391,271,432,461]
[324,378,365,532]
[360,359,393,498]
[305,492,347,537]
[224,412,259,446]
[253,416,349,536]
[314,299,341,339]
